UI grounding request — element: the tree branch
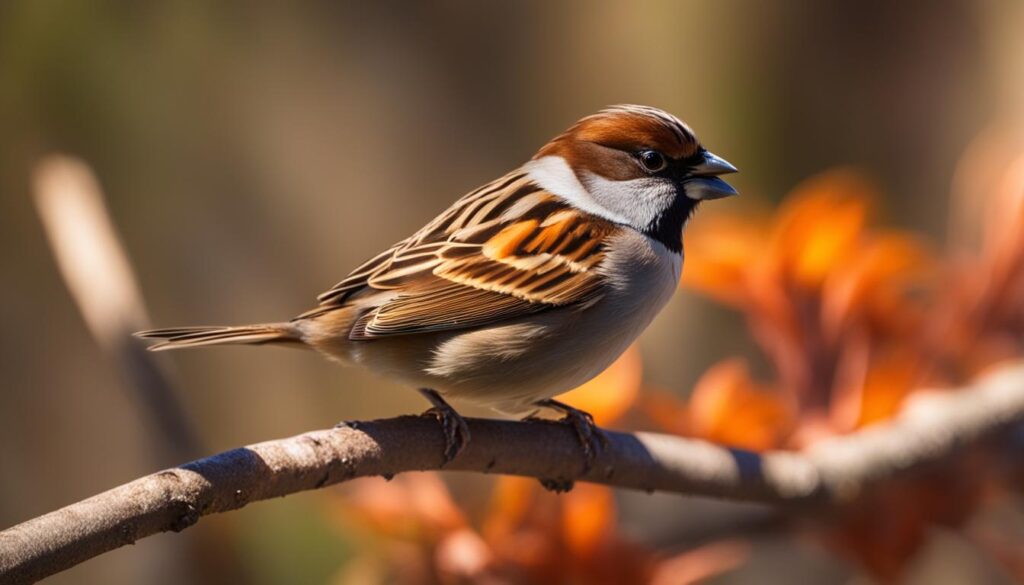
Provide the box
[3,363,1024,583]
[33,155,202,461]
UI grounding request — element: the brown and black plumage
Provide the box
[138,105,738,465]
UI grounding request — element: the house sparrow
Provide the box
[138,105,737,466]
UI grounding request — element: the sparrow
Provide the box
[138,105,738,467]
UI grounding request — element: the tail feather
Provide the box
[135,323,300,351]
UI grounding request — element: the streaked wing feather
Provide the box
[316,243,405,304]
[349,283,550,340]
[304,170,616,338]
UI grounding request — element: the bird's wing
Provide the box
[300,171,618,339]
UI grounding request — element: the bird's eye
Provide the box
[638,150,667,172]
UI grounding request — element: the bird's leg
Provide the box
[529,398,610,473]
[418,388,470,465]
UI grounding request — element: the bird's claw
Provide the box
[560,407,609,472]
[422,406,471,464]
[532,399,609,474]
[419,389,470,465]
[539,478,575,493]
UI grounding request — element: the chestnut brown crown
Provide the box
[536,104,700,170]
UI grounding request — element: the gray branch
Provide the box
[3,363,1024,584]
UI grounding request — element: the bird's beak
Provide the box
[684,151,739,200]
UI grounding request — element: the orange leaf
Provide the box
[483,476,539,540]
[562,484,616,559]
[830,348,921,431]
[857,353,920,426]
[638,386,690,436]
[682,214,768,306]
[688,359,794,450]
[561,345,643,426]
[822,233,935,340]
[820,457,988,581]
[331,473,467,541]
[770,169,875,289]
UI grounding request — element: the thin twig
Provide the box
[3,362,1024,583]
[32,155,201,460]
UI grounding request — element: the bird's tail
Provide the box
[135,323,301,351]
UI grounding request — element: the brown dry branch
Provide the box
[32,155,201,461]
[3,362,1024,583]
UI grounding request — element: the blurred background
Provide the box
[2,1,1024,583]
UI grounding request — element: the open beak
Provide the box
[684,151,739,200]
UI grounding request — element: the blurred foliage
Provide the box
[674,154,1024,580]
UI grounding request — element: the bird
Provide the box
[137,105,738,467]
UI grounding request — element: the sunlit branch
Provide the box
[3,362,1024,583]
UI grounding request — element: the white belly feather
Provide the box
[413,229,681,414]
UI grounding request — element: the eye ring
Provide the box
[638,150,667,173]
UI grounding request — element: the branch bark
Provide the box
[4,362,1024,584]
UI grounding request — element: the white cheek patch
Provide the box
[582,173,676,231]
[523,156,631,225]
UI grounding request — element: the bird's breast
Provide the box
[594,229,682,322]
[425,229,682,413]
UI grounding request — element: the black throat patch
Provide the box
[643,191,699,253]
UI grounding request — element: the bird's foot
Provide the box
[419,388,470,465]
[531,398,609,474]
[539,478,575,493]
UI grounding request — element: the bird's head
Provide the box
[526,105,737,252]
